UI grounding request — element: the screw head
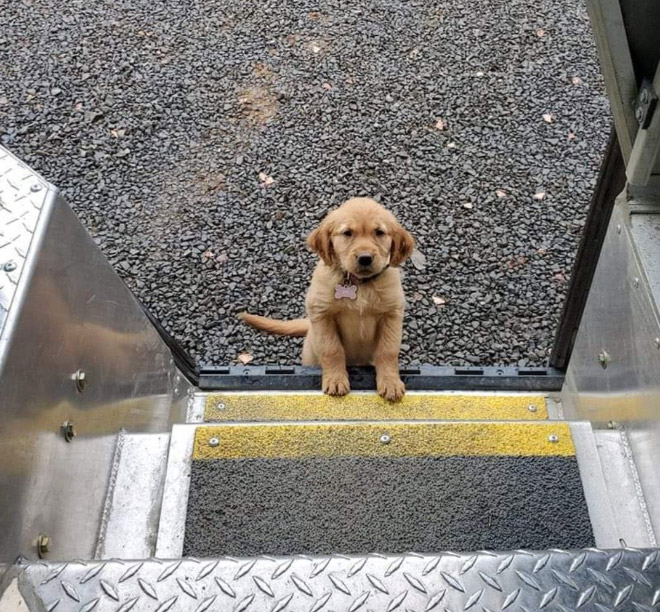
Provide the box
[208,437,220,447]
[527,404,538,413]
[30,183,42,192]
[548,434,559,443]
[216,402,226,411]
[73,369,86,392]
[36,534,51,558]
[380,434,391,444]
[598,351,611,369]
[61,421,76,442]
[3,261,17,272]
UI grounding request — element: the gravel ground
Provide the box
[0,0,610,366]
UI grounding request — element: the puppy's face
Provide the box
[308,198,414,278]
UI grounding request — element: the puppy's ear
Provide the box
[390,222,415,267]
[307,222,334,266]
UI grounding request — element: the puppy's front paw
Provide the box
[323,373,350,396]
[378,377,406,402]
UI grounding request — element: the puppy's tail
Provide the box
[239,312,309,337]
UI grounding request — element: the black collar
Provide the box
[346,264,390,285]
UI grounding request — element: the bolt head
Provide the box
[598,351,611,369]
[3,261,17,272]
[36,534,51,558]
[208,437,220,447]
[61,420,76,442]
[548,434,559,443]
[380,434,391,444]
[74,369,86,392]
[527,404,538,413]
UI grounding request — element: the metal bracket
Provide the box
[634,79,658,129]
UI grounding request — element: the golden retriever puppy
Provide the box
[241,197,414,401]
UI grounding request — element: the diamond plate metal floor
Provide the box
[6,548,660,612]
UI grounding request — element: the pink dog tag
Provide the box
[335,283,358,300]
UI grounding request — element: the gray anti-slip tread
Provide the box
[183,455,594,557]
[6,549,660,612]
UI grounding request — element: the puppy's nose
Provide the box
[357,253,373,267]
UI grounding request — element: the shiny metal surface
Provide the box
[155,425,196,558]
[570,423,620,548]
[562,197,660,541]
[0,146,190,561]
[4,548,660,612]
[595,430,657,547]
[96,433,171,560]
[0,147,49,337]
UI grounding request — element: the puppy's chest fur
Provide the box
[305,265,404,365]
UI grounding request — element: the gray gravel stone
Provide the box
[0,0,609,366]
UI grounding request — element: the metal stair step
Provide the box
[7,548,660,612]
[200,391,550,423]
[180,420,594,557]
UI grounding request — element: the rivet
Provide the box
[216,402,226,411]
[208,437,220,447]
[598,351,610,369]
[3,261,17,272]
[380,434,391,444]
[36,534,51,558]
[73,369,86,393]
[30,183,42,192]
[548,434,559,443]
[61,420,76,442]
[527,404,537,413]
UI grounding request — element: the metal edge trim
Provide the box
[0,186,57,372]
[155,424,195,558]
[569,422,620,548]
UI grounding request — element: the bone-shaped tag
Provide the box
[335,283,358,300]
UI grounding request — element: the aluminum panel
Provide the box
[4,548,660,612]
[0,146,189,561]
[562,198,660,541]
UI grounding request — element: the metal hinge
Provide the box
[634,79,658,129]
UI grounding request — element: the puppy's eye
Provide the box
[375,229,386,236]
[343,229,353,237]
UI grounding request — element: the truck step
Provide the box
[11,548,660,612]
[183,420,593,557]
[200,391,550,422]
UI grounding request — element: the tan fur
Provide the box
[239,313,309,337]
[241,197,414,401]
